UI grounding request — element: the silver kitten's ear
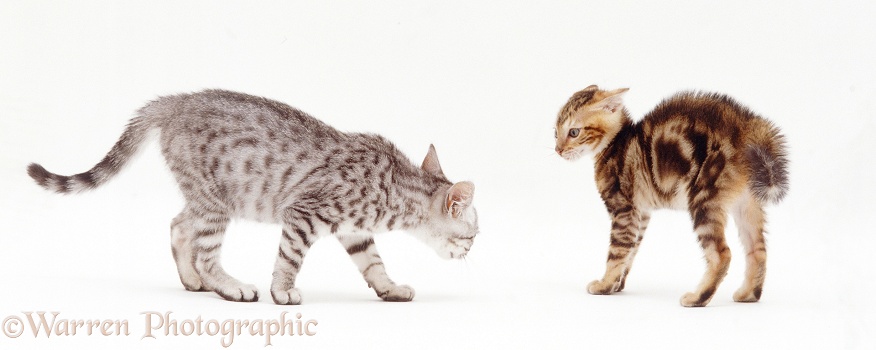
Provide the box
[421,144,444,177]
[590,88,629,113]
[445,181,474,218]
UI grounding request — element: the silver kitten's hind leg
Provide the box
[269,217,316,305]
[170,211,208,292]
[337,235,415,302]
[176,209,259,302]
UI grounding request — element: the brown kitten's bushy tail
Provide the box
[746,119,789,204]
[27,116,156,194]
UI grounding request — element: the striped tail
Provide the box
[745,120,789,204]
[27,116,155,194]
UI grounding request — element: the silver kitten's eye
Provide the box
[568,128,581,138]
[554,128,558,139]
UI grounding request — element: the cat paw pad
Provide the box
[179,271,209,292]
[587,280,619,295]
[680,292,710,307]
[215,284,259,302]
[732,288,761,303]
[184,284,212,292]
[378,284,415,302]
[271,288,303,305]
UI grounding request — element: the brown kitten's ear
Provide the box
[422,144,444,177]
[584,84,599,91]
[445,181,475,218]
[591,88,629,113]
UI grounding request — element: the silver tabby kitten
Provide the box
[27,89,479,304]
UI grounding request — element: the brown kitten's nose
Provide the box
[555,146,563,155]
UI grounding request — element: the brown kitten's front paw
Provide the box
[616,276,628,292]
[587,280,619,295]
[271,287,303,305]
[732,287,762,303]
[378,284,415,302]
[680,292,711,307]
[214,284,260,302]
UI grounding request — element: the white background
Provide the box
[2,1,874,349]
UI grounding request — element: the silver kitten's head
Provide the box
[411,145,479,259]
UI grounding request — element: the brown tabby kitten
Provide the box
[555,85,788,307]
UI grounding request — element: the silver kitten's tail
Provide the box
[745,119,789,204]
[27,116,157,194]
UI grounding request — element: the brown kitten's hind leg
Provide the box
[588,206,644,295]
[681,203,732,307]
[338,235,415,302]
[731,192,767,302]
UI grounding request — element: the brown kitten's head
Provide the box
[554,85,629,161]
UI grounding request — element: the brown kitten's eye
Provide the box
[568,128,580,138]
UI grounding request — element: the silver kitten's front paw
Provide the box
[182,279,212,292]
[587,279,619,295]
[178,268,211,292]
[214,283,259,302]
[378,284,415,302]
[271,287,303,305]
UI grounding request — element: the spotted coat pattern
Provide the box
[28,89,479,304]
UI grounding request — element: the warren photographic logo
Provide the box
[2,311,317,347]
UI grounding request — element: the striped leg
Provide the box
[270,216,317,305]
[681,203,731,307]
[588,206,643,295]
[617,212,650,292]
[731,192,767,302]
[338,235,415,302]
[181,211,258,302]
[170,211,208,292]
